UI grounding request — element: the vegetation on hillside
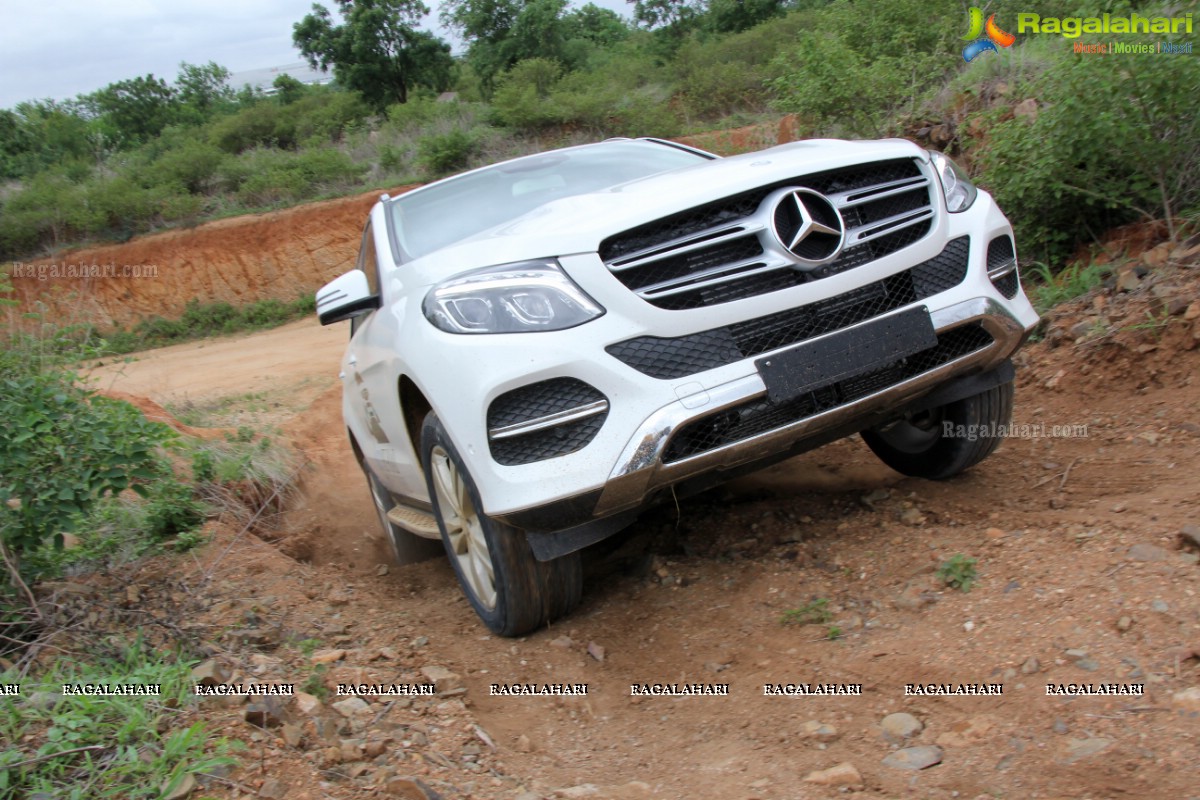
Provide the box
[0,0,1196,270]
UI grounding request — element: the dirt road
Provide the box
[91,259,1200,800]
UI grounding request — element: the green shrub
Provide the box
[977,38,1200,266]
[769,0,959,136]
[0,358,172,560]
[419,130,477,177]
[490,59,565,130]
[0,645,239,798]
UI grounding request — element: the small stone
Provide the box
[1065,649,1089,660]
[23,691,62,710]
[587,642,605,662]
[549,635,574,649]
[1116,268,1140,292]
[1180,524,1200,550]
[190,659,228,687]
[1116,616,1133,632]
[1127,543,1171,562]
[282,723,303,748]
[1151,600,1169,613]
[332,697,372,719]
[515,733,534,752]
[1065,737,1113,763]
[984,527,1006,539]
[244,696,288,728]
[801,720,840,743]
[257,778,287,800]
[882,745,943,770]
[1053,719,1069,735]
[294,691,323,715]
[384,777,435,799]
[420,665,463,693]
[881,712,923,743]
[162,773,196,800]
[411,636,429,648]
[1171,687,1200,712]
[555,785,601,798]
[900,507,926,527]
[803,762,863,787]
[340,740,364,762]
[1184,301,1200,321]
[377,564,390,576]
[1013,98,1038,122]
[311,648,347,664]
[861,488,890,508]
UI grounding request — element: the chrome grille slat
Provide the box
[609,225,758,270]
[600,158,936,310]
[846,208,936,245]
[831,176,930,208]
[639,257,792,300]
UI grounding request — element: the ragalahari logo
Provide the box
[962,7,1016,61]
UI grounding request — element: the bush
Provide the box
[0,646,239,797]
[419,129,477,177]
[977,41,1200,266]
[769,0,959,136]
[490,59,565,130]
[0,355,172,560]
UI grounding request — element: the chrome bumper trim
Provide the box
[593,296,1026,516]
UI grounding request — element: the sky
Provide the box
[0,0,631,110]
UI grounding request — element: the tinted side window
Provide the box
[350,222,379,337]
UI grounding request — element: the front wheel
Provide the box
[861,380,1014,480]
[420,413,581,636]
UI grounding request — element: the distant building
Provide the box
[229,61,333,94]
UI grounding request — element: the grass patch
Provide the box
[1024,260,1112,315]
[779,598,832,626]
[98,295,316,356]
[936,554,978,592]
[0,642,240,798]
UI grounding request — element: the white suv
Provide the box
[316,137,1039,635]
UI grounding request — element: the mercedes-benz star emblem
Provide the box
[771,188,846,265]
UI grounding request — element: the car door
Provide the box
[344,214,428,502]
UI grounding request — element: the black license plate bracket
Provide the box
[756,306,937,404]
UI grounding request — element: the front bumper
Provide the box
[494,294,1027,534]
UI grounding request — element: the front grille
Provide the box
[661,324,994,463]
[487,379,607,466]
[601,159,935,310]
[986,235,1019,299]
[607,237,970,380]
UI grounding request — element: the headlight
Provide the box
[423,260,605,334]
[928,151,978,213]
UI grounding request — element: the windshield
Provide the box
[386,140,710,261]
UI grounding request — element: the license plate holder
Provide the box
[755,306,937,404]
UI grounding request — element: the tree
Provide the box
[562,3,630,47]
[293,0,454,109]
[272,74,308,104]
[704,0,785,33]
[176,61,235,121]
[442,0,581,92]
[83,75,180,144]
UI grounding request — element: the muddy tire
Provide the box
[366,469,445,565]
[420,412,581,636]
[862,380,1014,480]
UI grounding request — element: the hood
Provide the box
[407,138,930,282]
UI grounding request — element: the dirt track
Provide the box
[90,256,1200,800]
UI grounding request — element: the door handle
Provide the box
[348,355,358,366]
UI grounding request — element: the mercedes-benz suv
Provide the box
[316,137,1038,636]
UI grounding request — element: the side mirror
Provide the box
[316,271,380,326]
